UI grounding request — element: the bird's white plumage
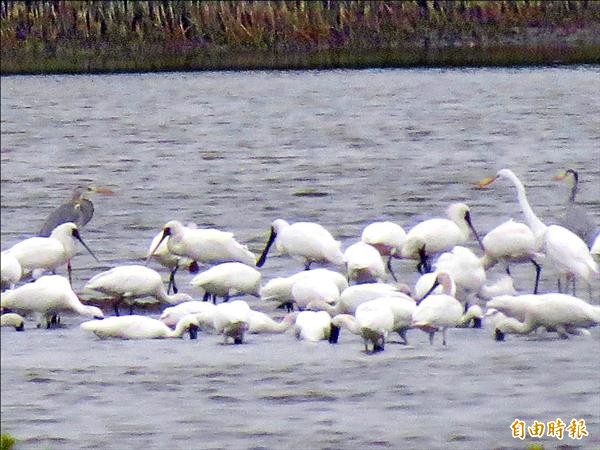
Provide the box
[344,241,386,283]
[81,314,198,339]
[294,310,332,341]
[190,262,261,301]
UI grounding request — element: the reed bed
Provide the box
[1,1,599,74]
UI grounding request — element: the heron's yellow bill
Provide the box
[92,187,115,195]
[553,171,567,181]
[476,176,497,189]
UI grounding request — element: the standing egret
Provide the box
[412,272,464,345]
[1,275,103,328]
[1,251,22,290]
[554,169,596,246]
[478,169,598,296]
[84,265,193,316]
[401,203,483,274]
[39,186,114,237]
[81,314,199,340]
[147,220,256,268]
[343,241,387,284]
[189,262,261,304]
[7,222,98,283]
[361,221,406,281]
[256,219,344,270]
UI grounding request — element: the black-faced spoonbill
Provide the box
[1,275,103,328]
[189,262,261,303]
[360,221,406,281]
[81,314,200,340]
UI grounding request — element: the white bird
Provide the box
[1,275,103,328]
[80,314,199,340]
[361,221,406,280]
[290,270,341,311]
[330,300,395,353]
[190,262,261,303]
[260,268,348,310]
[160,301,217,328]
[484,308,529,341]
[1,312,25,331]
[6,222,98,283]
[487,293,600,339]
[479,169,598,296]
[194,300,251,344]
[433,246,487,303]
[401,203,483,274]
[247,310,297,334]
[294,310,333,342]
[1,251,22,290]
[84,265,193,316]
[343,241,387,284]
[307,282,413,317]
[412,272,464,345]
[256,219,344,270]
[478,219,542,293]
[146,229,197,294]
[147,220,256,268]
[591,233,600,261]
[477,275,517,301]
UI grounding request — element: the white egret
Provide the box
[1,275,103,328]
[479,169,598,296]
[256,219,344,270]
[7,222,98,283]
[401,203,483,274]
[81,314,199,340]
[190,262,261,303]
[84,265,193,316]
[343,241,387,284]
[412,272,464,345]
[147,220,256,268]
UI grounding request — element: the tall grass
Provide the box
[1,1,599,74]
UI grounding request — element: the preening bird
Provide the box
[256,219,344,270]
[39,185,115,237]
[1,275,104,328]
[343,241,387,284]
[360,221,406,280]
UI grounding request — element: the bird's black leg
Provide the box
[203,292,210,302]
[67,260,73,285]
[212,294,217,304]
[168,267,179,294]
[304,261,312,270]
[386,256,398,282]
[530,259,541,294]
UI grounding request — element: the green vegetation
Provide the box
[1,0,599,74]
[0,433,16,450]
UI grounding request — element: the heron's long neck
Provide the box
[507,174,546,237]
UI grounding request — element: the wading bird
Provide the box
[360,221,406,281]
[81,314,200,340]
[84,265,193,316]
[0,312,25,331]
[1,275,103,328]
[256,219,344,270]
[6,222,98,284]
[39,185,114,237]
[554,169,596,246]
[190,262,261,303]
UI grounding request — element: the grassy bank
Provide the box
[2,0,600,75]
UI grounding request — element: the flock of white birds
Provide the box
[1,168,599,353]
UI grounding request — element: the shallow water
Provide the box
[1,67,599,449]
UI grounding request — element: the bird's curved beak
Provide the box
[417,279,440,305]
[464,210,485,252]
[256,227,277,267]
[475,175,498,189]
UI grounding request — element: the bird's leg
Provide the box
[223,294,230,303]
[557,277,563,293]
[129,304,134,315]
[212,294,217,304]
[67,260,73,285]
[428,331,435,345]
[304,261,312,270]
[113,297,122,316]
[168,267,179,294]
[530,259,541,294]
[386,256,398,282]
[398,329,408,345]
[494,328,505,341]
[442,328,448,346]
[203,292,210,302]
